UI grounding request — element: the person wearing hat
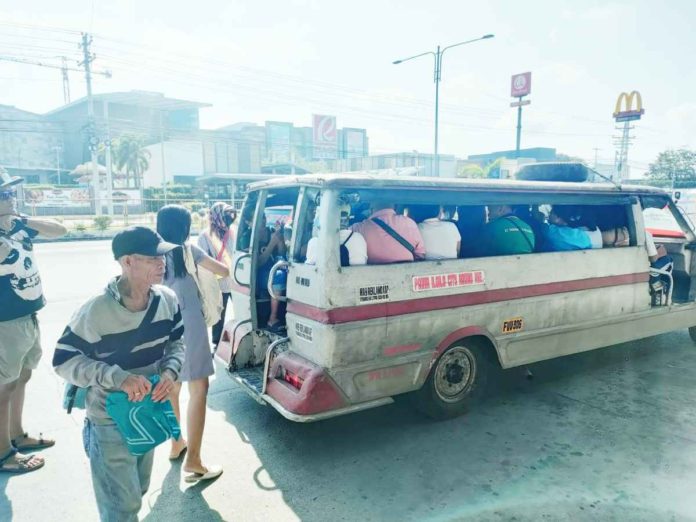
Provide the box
[0,169,67,474]
[53,226,185,522]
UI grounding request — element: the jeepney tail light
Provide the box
[281,368,304,390]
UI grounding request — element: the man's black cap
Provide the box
[112,226,179,260]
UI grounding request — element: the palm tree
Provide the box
[114,134,151,189]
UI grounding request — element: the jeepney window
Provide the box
[292,187,320,263]
[340,188,638,264]
[236,191,259,253]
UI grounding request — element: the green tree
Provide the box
[458,163,486,178]
[458,157,507,179]
[646,149,696,188]
[114,134,151,189]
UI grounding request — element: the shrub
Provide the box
[75,223,87,233]
[93,216,112,232]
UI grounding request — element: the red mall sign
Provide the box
[511,72,532,97]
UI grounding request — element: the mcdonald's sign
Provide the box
[613,91,645,122]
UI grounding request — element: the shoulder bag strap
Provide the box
[341,231,353,246]
[215,230,230,262]
[503,217,535,252]
[371,217,415,256]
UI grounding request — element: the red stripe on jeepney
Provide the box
[287,272,649,325]
[383,343,422,357]
[646,227,686,238]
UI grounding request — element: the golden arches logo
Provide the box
[613,91,645,119]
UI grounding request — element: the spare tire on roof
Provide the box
[515,162,589,182]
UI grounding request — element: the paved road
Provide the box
[2,240,696,521]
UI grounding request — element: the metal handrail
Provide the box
[233,253,251,287]
[266,259,289,302]
[262,336,289,395]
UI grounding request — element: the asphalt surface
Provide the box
[2,240,696,521]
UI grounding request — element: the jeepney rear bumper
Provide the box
[230,350,395,422]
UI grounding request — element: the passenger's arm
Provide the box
[199,255,230,277]
[192,243,229,277]
[24,216,68,238]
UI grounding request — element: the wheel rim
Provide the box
[433,346,477,403]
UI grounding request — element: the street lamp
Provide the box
[393,34,494,176]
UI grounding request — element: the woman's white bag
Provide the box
[183,244,222,327]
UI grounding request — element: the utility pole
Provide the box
[103,100,114,216]
[159,111,168,205]
[515,99,523,157]
[593,147,600,168]
[79,32,101,216]
[61,56,70,104]
[52,146,62,184]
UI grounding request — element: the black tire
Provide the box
[412,339,495,420]
[689,326,696,343]
[515,162,589,182]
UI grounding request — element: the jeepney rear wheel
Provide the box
[413,339,494,420]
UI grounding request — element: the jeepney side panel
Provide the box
[284,246,650,404]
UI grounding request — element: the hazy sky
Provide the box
[0,0,694,176]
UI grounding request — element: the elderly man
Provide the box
[0,169,67,474]
[53,226,185,522]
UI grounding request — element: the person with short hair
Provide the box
[409,204,461,260]
[351,201,425,264]
[479,204,536,256]
[539,206,593,251]
[157,205,228,482]
[305,203,367,266]
[53,226,184,521]
[0,169,66,474]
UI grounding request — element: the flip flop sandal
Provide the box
[11,432,55,451]
[184,465,223,483]
[0,448,44,474]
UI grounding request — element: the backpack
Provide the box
[183,244,223,327]
[340,232,353,267]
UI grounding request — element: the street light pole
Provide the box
[393,34,494,177]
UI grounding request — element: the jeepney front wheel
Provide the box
[413,339,494,420]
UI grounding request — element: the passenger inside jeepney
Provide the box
[305,203,367,266]
[256,213,287,333]
[351,200,425,264]
[456,205,486,258]
[408,204,460,260]
[478,204,535,256]
[535,205,593,252]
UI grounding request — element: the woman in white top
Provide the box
[197,202,236,345]
[410,204,461,260]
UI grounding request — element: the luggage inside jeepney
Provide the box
[515,162,589,182]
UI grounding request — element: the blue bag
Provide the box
[105,375,181,456]
[62,383,87,412]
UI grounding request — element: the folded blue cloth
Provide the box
[105,375,181,456]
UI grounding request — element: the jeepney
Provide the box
[214,170,696,421]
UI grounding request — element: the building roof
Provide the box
[45,91,211,116]
[247,170,669,198]
[196,173,279,184]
